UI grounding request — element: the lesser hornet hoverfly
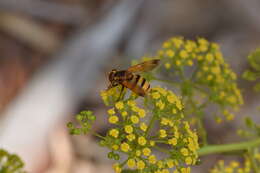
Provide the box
[107,59,160,100]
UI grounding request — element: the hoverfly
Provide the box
[107,59,160,100]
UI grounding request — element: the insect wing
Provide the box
[127,59,160,73]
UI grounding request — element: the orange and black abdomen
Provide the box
[121,74,150,97]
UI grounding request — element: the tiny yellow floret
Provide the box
[181,148,189,156]
[138,136,147,146]
[140,122,148,131]
[165,63,171,69]
[127,159,136,168]
[130,115,139,124]
[115,101,124,110]
[137,160,145,170]
[109,115,119,124]
[124,125,133,134]
[108,108,115,115]
[148,155,157,164]
[142,147,151,156]
[109,129,119,138]
[126,134,136,141]
[121,142,130,152]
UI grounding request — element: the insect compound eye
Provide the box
[108,69,117,81]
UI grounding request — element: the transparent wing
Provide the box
[127,59,160,73]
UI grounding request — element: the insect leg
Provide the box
[117,85,125,101]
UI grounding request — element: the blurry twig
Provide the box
[0,0,86,25]
[0,12,61,54]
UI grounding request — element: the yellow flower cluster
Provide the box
[100,71,199,173]
[150,87,183,120]
[210,159,251,173]
[156,37,243,122]
[145,87,199,172]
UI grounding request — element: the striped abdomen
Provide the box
[122,74,150,97]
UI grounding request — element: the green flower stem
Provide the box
[153,146,169,154]
[92,132,106,140]
[197,138,260,156]
[197,118,208,146]
[247,148,259,173]
[188,97,208,146]
[145,113,157,137]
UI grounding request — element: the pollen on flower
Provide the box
[159,129,167,138]
[136,150,141,157]
[137,160,146,170]
[108,115,119,124]
[161,118,169,126]
[172,108,177,114]
[168,138,178,146]
[127,100,136,107]
[206,53,214,62]
[113,163,122,173]
[148,155,157,164]
[150,140,155,146]
[163,42,171,48]
[157,160,164,169]
[156,100,165,110]
[126,134,136,141]
[142,147,151,156]
[112,144,119,150]
[130,115,139,124]
[115,101,124,110]
[166,50,175,58]
[165,63,171,69]
[172,37,184,48]
[122,111,128,117]
[127,158,136,168]
[185,157,193,165]
[162,169,170,173]
[124,125,133,134]
[138,109,146,118]
[167,159,174,168]
[167,95,176,103]
[176,60,181,66]
[140,122,148,131]
[109,129,119,138]
[187,60,193,66]
[181,167,191,173]
[108,108,115,115]
[180,148,189,156]
[180,50,188,59]
[138,136,147,146]
[152,92,161,99]
[121,142,130,152]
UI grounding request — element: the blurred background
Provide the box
[0,0,260,172]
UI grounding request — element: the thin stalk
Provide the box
[153,146,170,154]
[197,117,208,146]
[198,138,260,156]
[145,114,157,137]
[247,148,259,173]
[93,132,106,140]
